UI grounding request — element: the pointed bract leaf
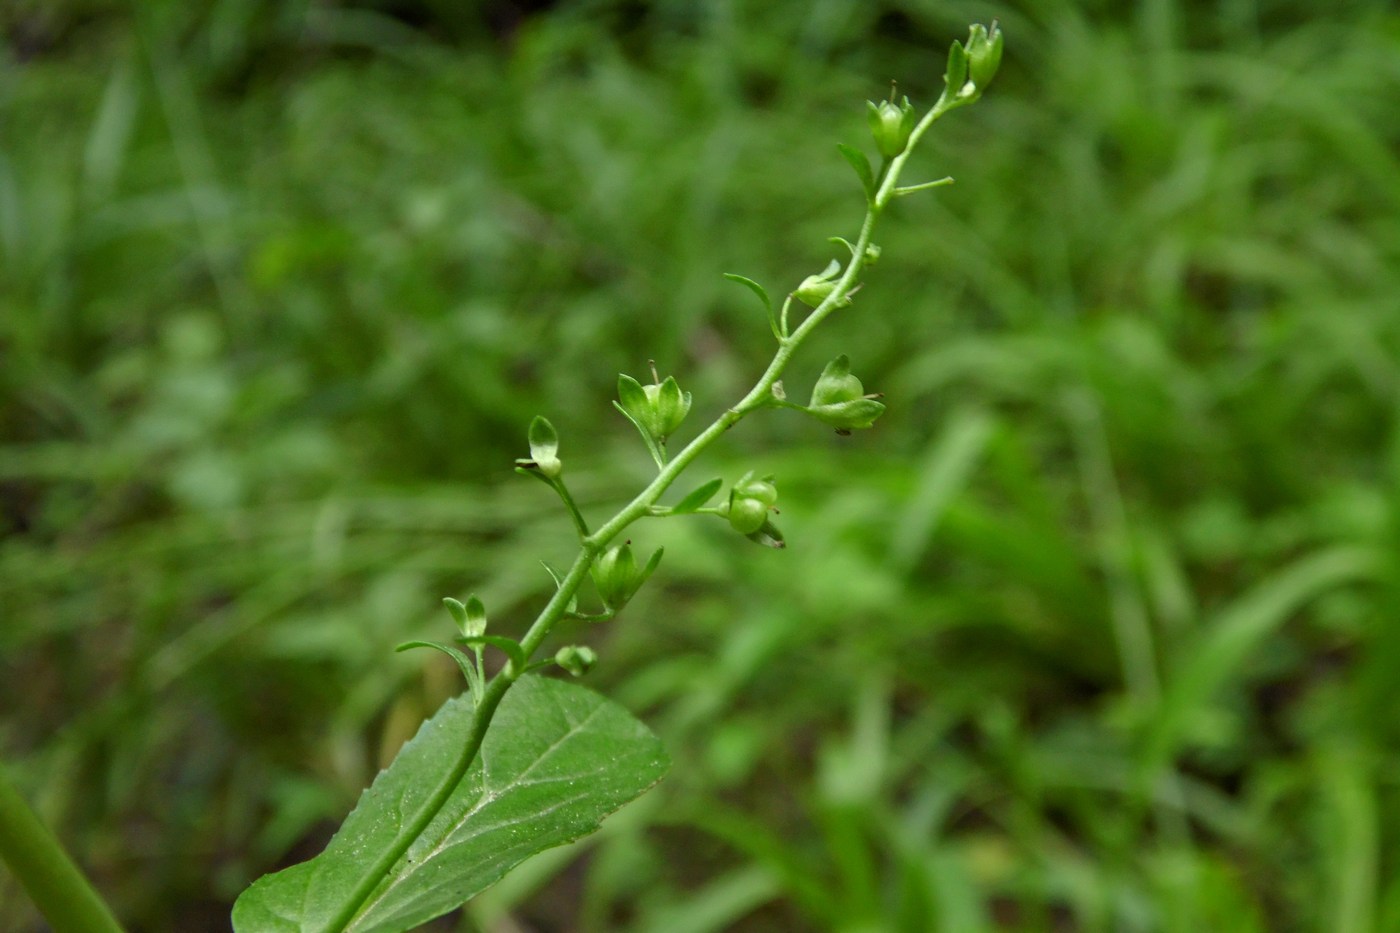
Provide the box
[745,518,786,549]
[828,236,858,258]
[442,598,469,632]
[540,562,579,614]
[232,676,669,933]
[637,547,664,592]
[944,40,968,95]
[672,478,723,514]
[721,273,772,314]
[616,374,649,420]
[612,400,667,470]
[395,640,481,697]
[463,595,488,638]
[836,143,876,200]
[459,635,527,674]
[527,416,559,462]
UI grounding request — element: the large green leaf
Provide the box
[232,675,669,932]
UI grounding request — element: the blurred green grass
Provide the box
[3,1,1400,930]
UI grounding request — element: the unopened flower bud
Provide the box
[618,370,692,442]
[724,472,779,535]
[966,22,1003,91]
[443,595,488,639]
[795,275,837,309]
[725,496,769,535]
[554,645,598,677]
[794,259,852,310]
[644,375,691,438]
[591,542,663,611]
[809,355,864,406]
[866,96,917,158]
[521,415,562,478]
[805,356,886,434]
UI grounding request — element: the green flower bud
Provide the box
[554,645,598,677]
[726,496,769,535]
[809,354,864,406]
[724,472,778,535]
[644,375,691,438]
[618,370,692,442]
[518,415,562,478]
[733,473,778,507]
[805,356,886,434]
[443,596,488,638]
[591,542,663,611]
[866,96,917,158]
[794,259,852,310]
[966,22,1003,91]
[794,275,837,309]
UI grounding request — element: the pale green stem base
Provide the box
[0,761,125,933]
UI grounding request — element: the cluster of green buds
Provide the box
[802,355,885,435]
[867,94,916,159]
[944,21,1004,102]
[718,472,784,548]
[591,541,664,611]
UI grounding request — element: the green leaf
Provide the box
[944,39,969,96]
[441,598,468,631]
[459,634,526,675]
[395,640,481,699]
[720,273,772,314]
[894,176,955,197]
[672,478,723,514]
[828,236,857,258]
[612,400,667,471]
[540,561,579,614]
[723,273,781,338]
[232,676,669,933]
[616,374,650,423]
[636,547,664,593]
[836,144,876,200]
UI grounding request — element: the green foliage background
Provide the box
[3,0,1400,929]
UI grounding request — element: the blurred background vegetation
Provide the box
[3,0,1400,929]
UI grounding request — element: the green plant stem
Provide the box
[549,476,591,538]
[0,762,125,933]
[322,92,962,932]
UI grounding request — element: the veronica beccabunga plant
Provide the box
[226,24,1003,933]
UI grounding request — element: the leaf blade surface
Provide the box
[233,675,669,933]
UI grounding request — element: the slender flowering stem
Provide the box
[316,46,999,928]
